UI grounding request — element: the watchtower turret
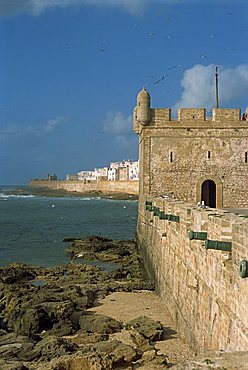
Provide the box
[137,87,151,125]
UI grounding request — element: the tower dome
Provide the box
[137,87,151,125]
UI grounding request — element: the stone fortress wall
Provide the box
[134,88,248,351]
[29,179,139,195]
[133,90,248,208]
[137,195,248,351]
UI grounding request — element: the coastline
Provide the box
[2,185,139,201]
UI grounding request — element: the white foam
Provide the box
[0,193,35,199]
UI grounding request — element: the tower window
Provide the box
[208,151,211,159]
[170,151,173,163]
[245,152,248,163]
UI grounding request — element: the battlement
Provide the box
[212,108,241,121]
[151,108,171,121]
[178,108,206,121]
[134,106,244,131]
[148,107,242,123]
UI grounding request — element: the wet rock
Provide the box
[0,236,154,369]
[79,313,123,334]
[0,264,37,284]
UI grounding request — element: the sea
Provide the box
[0,186,138,268]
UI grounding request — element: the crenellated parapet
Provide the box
[133,88,245,132]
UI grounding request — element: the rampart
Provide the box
[136,195,248,351]
[29,179,139,195]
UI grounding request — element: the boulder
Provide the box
[25,336,79,361]
[7,307,51,336]
[0,333,35,360]
[126,316,164,342]
[0,360,28,370]
[79,313,123,334]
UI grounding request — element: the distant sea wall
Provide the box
[29,179,139,195]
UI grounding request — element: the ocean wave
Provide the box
[78,197,102,201]
[0,193,35,199]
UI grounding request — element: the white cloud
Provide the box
[0,116,68,144]
[101,110,136,149]
[43,116,68,133]
[173,64,248,111]
[115,134,137,149]
[0,0,218,17]
[0,0,151,17]
[102,111,132,134]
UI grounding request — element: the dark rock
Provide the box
[0,360,28,370]
[25,336,79,361]
[7,306,51,336]
[79,313,123,334]
[0,264,37,284]
[47,319,75,336]
[0,236,154,369]
[126,316,164,342]
[0,333,35,361]
[76,339,140,369]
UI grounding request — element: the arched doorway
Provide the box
[201,180,216,208]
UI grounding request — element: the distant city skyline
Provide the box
[1,0,248,185]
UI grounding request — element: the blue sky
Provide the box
[0,0,247,185]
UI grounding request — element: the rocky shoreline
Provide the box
[1,235,245,369]
[0,236,174,370]
[1,186,138,201]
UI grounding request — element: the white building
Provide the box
[128,160,139,180]
[95,167,108,181]
[75,160,139,182]
[108,167,118,181]
[108,160,139,180]
[77,170,97,181]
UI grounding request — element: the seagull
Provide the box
[98,48,105,52]
[147,32,155,36]
[154,75,165,85]
[200,55,208,59]
[224,48,235,51]
[168,64,181,70]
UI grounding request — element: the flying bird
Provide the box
[168,64,181,70]
[154,75,166,85]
